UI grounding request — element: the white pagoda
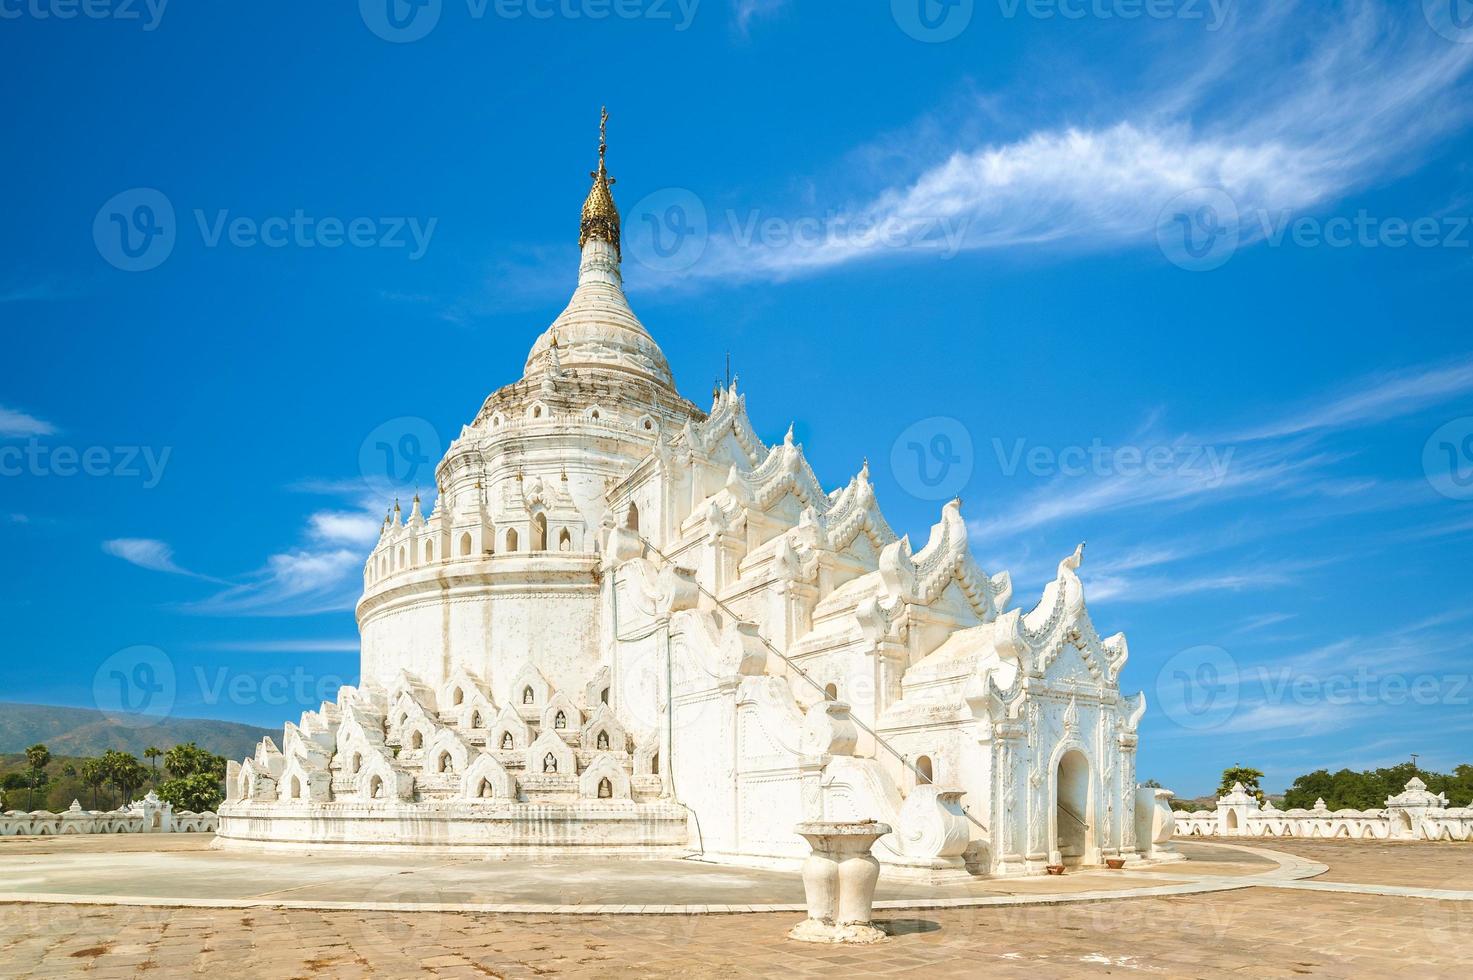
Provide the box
[218,114,1161,877]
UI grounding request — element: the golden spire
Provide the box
[579,106,621,259]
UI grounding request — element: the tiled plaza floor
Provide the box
[0,837,1467,978]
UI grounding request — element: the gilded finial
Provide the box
[579,106,621,259]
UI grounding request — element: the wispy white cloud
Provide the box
[1084,558,1325,604]
[667,1,1473,282]
[1225,360,1473,443]
[970,356,1473,545]
[102,538,225,583]
[180,486,398,616]
[0,405,56,438]
[308,510,382,547]
[183,547,364,617]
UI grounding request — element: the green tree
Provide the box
[144,746,162,784]
[100,750,148,805]
[1,772,30,809]
[24,744,51,811]
[1217,765,1266,804]
[163,743,227,781]
[80,758,107,810]
[157,772,225,813]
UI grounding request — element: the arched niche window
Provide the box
[437,752,453,774]
[522,686,535,705]
[651,752,660,776]
[500,731,514,750]
[369,775,384,799]
[553,710,567,730]
[425,539,435,562]
[558,528,572,552]
[596,730,610,751]
[451,687,464,706]
[397,547,406,569]
[590,408,600,420]
[350,753,362,774]
[600,687,610,705]
[915,755,934,785]
[506,528,519,552]
[459,532,472,557]
[470,711,483,729]
[532,513,548,551]
[824,683,838,701]
[478,779,494,799]
[290,776,302,799]
[542,752,558,774]
[598,777,613,799]
[411,730,423,750]
[398,711,409,728]
[625,503,639,533]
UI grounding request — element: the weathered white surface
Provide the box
[1174,779,1473,841]
[789,821,891,944]
[0,794,216,836]
[218,148,1158,876]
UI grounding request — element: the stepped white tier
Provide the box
[216,127,1161,875]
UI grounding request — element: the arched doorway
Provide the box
[1225,809,1239,834]
[1052,749,1093,868]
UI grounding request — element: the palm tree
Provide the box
[81,759,106,810]
[144,746,162,785]
[24,744,50,811]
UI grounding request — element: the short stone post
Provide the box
[788,820,891,944]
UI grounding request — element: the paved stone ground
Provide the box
[1228,836,1472,888]
[0,837,1468,978]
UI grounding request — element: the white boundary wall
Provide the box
[0,792,217,836]
[1173,778,1472,841]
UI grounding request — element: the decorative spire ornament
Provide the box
[579,106,621,259]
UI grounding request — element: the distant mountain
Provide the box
[0,702,273,760]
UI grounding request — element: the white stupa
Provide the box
[218,112,1159,876]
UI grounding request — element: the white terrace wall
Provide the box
[0,793,217,836]
[1173,779,1473,842]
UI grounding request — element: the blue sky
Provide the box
[3,0,1472,797]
